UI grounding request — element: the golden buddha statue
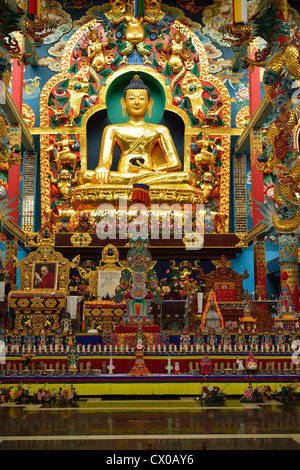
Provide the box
[77,75,196,188]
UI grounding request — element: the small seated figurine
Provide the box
[200,354,212,375]
[77,75,196,188]
[236,357,245,371]
[246,352,258,373]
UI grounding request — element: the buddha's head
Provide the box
[121,75,153,118]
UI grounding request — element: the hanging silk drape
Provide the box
[26,0,40,17]
[134,0,144,18]
[232,0,247,25]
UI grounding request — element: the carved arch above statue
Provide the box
[39,14,231,230]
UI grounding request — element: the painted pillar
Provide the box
[253,238,267,300]
[8,48,23,225]
[248,39,264,228]
[5,35,24,305]
[278,233,299,314]
[248,39,267,299]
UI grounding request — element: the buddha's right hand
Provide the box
[93,167,110,184]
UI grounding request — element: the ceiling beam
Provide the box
[234,95,273,155]
[0,90,35,151]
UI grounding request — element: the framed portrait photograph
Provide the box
[31,262,58,290]
[97,270,121,300]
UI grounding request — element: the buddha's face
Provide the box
[121,88,153,118]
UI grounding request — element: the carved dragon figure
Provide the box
[259,30,300,233]
[221,0,300,234]
[219,0,286,70]
[0,0,56,65]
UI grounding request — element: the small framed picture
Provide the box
[97,270,121,300]
[32,262,58,290]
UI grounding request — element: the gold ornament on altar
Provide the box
[13,245,78,292]
[108,10,151,65]
[235,106,250,129]
[107,0,126,15]
[70,232,92,247]
[66,64,90,125]
[88,244,123,299]
[50,169,74,200]
[182,72,205,119]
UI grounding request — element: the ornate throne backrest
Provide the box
[17,246,71,292]
[199,256,249,302]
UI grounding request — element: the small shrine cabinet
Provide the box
[83,244,126,333]
[9,245,74,334]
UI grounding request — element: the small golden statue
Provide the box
[50,169,74,200]
[77,75,196,187]
[161,31,192,87]
[66,64,90,125]
[48,133,77,173]
[194,133,223,173]
[87,28,114,73]
[198,171,220,203]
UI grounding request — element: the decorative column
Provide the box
[8,34,24,225]
[278,233,299,315]
[253,238,267,301]
[248,38,264,228]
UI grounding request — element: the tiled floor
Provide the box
[0,397,300,451]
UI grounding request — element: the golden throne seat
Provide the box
[9,290,67,335]
[83,300,127,334]
[71,183,204,211]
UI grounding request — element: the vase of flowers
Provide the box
[33,385,56,405]
[0,268,10,282]
[68,212,93,232]
[252,385,273,402]
[0,387,10,403]
[22,354,35,373]
[56,385,79,406]
[69,275,81,293]
[199,385,226,404]
[9,385,30,404]
[273,384,300,402]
